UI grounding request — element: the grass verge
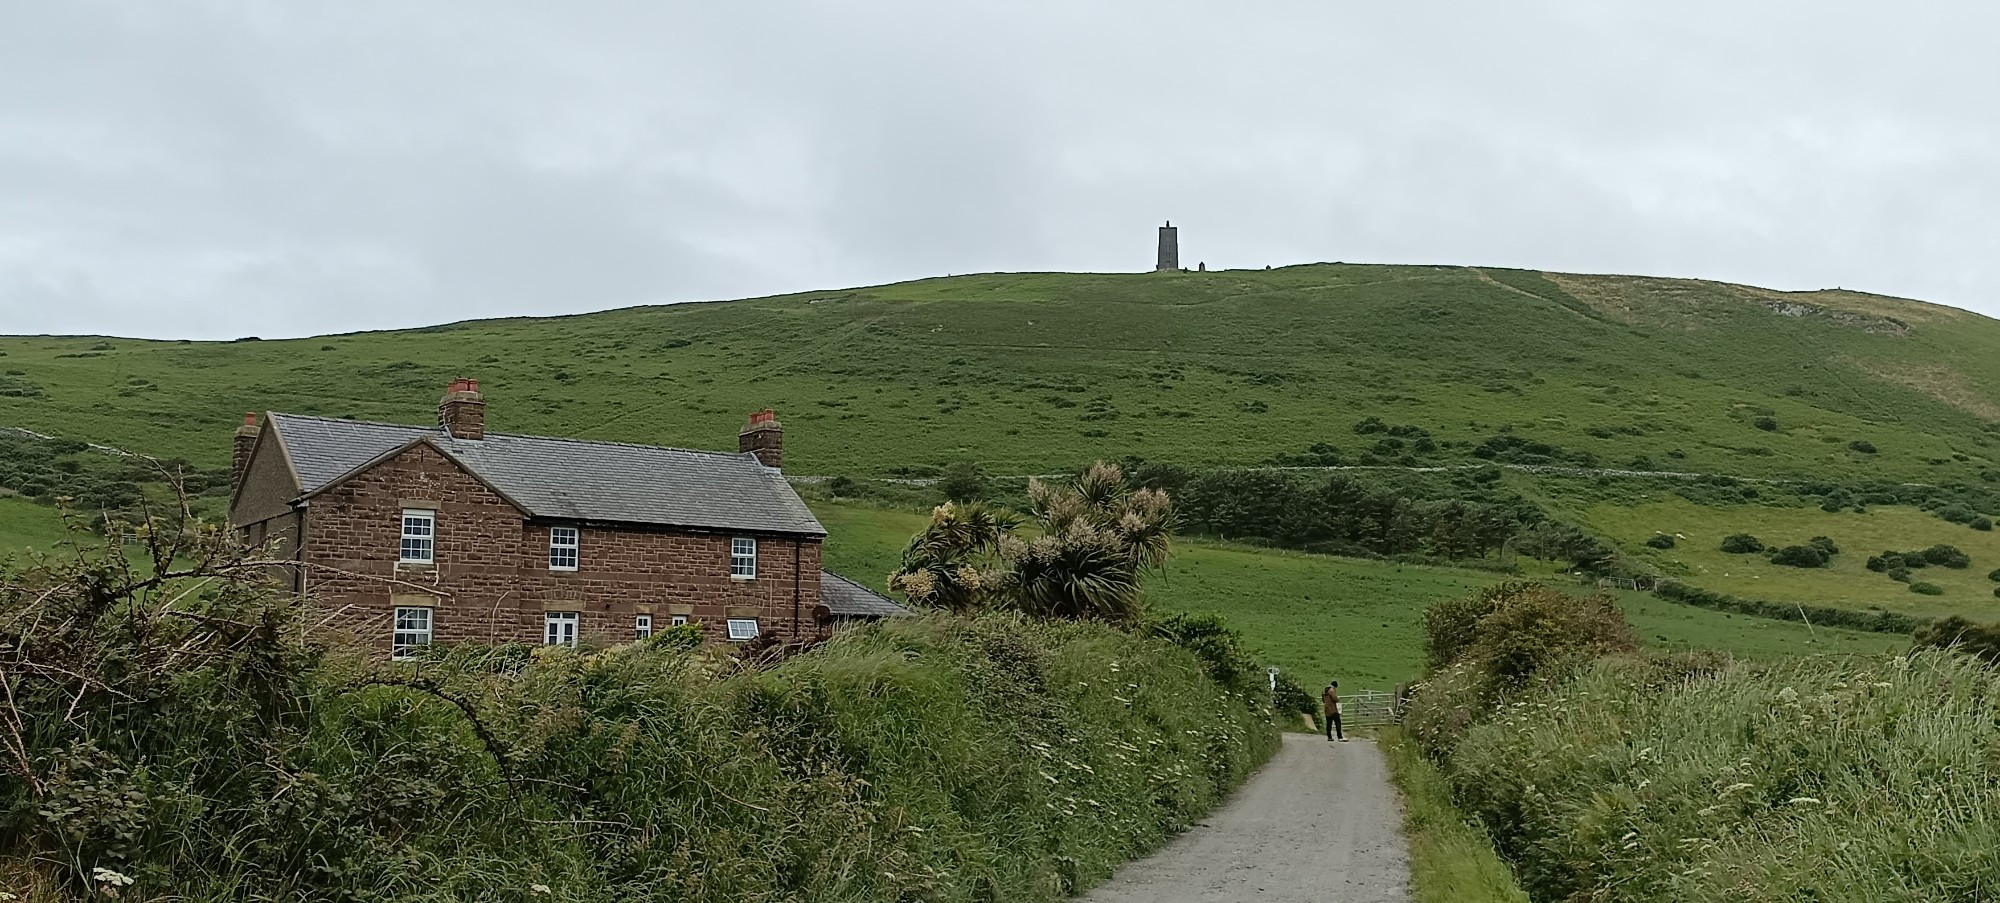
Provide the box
[1380,727,1528,903]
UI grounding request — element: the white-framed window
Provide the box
[726,618,760,642]
[392,606,433,660]
[549,526,579,571]
[730,537,757,579]
[544,611,579,647]
[400,509,435,563]
[635,614,653,640]
[669,614,689,627]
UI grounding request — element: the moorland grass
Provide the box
[3,265,1996,487]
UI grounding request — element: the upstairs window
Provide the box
[726,618,760,641]
[549,526,579,571]
[392,606,432,660]
[400,509,435,563]
[730,537,757,579]
[635,614,653,640]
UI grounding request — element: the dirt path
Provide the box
[1079,732,1410,902]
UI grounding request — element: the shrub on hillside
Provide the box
[1973,516,1994,531]
[1769,544,1830,568]
[1909,581,1945,596]
[1720,533,1764,554]
[1921,544,1971,569]
[1808,535,1839,555]
[1644,533,1676,549]
[1988,567,2000,583]
[1753,416,1778,432]
[1848,439,1878,453]
[936,459,989,503]
[1888,566,1912,582]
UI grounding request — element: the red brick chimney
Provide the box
[439,378,486,440]
[738,409,782,468]
[232,412,259,491]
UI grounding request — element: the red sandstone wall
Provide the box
[303,441,821,653]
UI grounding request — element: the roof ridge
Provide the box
[268,411,756,461]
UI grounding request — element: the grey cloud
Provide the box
[0,0,1994,339]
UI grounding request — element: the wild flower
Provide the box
[529,884,551,895]
[92,868,134,888]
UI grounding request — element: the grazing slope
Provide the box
[2,265,1997,483]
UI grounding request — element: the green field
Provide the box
[1586,499,2000,617]
[0,495,67,560]
[4,266,1997,485]
[813,501,1893,691]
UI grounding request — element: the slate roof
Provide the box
[268,413,825,536]
[818,571,913,619]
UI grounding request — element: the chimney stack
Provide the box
[738,409,782,468]
[439,378,486,440]
[232,412,259,492]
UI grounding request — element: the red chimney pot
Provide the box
[242,412,257,427]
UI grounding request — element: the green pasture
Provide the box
[812,501,1888,692]
[1588,499,2000,617]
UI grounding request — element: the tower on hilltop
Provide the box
[1155,221,1179,271]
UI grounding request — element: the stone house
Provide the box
[228,379,903,658]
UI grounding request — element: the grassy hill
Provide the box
[3,265,1998,484]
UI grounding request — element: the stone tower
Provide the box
[1155,221,1179,271]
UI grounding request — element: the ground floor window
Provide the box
[635,614,653,640]
[545,611,579,647]
[392,606,432,660]
[669,614,689,627]
[726,618,759,641]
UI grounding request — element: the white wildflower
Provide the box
[530,884,551,895]
[92,868,134,888]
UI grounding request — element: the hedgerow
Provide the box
[0,516,1277,901]
[1408,585,2000,902]
[1652,581,1928,634]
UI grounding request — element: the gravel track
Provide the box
[1079,732,1411,902]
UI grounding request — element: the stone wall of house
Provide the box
[302,442,821,654]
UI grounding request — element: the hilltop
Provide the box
[2,264,1997,483]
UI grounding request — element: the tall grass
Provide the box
[1441,651,2000,901]
[2,609,1277,901]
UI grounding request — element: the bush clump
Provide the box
[1768,544,1830,568]
[1920,544,1972,569]
[1720,533,1765,554]
[1909,581,1945,596]
[1406,583,1635,754]
[1912,615,2000,664]
[1848,439,1878,453]
[1644,533,1676,549]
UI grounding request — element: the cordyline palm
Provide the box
[892,462,1175,624]
[887,501,1020,612]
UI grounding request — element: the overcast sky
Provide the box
[1,2,1995,339]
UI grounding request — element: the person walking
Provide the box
[1322,680,1345,742]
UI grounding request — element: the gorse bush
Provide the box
[0,517,1277,901]
[1767,544,1829,568]
[1442,653,2000,902]
[1405,583,1635,755]
[1719,533,1764,554]
[1909,581,1945,596]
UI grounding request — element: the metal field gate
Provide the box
[1339,689,1401,727]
